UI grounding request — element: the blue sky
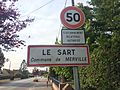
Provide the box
[3,0,89,72]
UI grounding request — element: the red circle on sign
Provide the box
[60,6,85,29]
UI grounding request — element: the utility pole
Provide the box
[71,0,81,90]
[71,0,75,6]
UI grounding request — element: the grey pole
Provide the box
[71,0,81,90]
[73,66,80,90]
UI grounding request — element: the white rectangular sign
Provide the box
[61,30,85,44]
[27,45,90,66]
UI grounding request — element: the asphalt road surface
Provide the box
[0,77,51,90]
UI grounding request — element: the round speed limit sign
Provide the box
[60,6,85,29]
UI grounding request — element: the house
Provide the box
[2,69,11,76]
[1,69,22,77]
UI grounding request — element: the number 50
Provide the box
[66,12,80,22]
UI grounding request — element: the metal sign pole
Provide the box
[71,0,81,90]
[73,66,80,90]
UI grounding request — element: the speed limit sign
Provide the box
[60,6,85,29]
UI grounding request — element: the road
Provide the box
[0,77,51,90]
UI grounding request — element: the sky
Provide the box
[3,0,89,72]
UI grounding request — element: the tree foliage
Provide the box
[0,0,34,51]
[19,60,29,78]
[19,60,27,72]
[0,48,5,69]
[51,66,73,81]
[77,0,120,89]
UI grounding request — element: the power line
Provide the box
[29,0,55,14]
[20,0,55,18]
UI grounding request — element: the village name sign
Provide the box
[27,45,90,66]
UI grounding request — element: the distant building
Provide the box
[1,69,21,77]
[2,69,11,76]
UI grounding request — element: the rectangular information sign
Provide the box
[27,45,90,66]
[61,29,85,44]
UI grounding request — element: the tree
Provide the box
[0,0,34,51]
[19,60,27,72]
[49,66,56,77]
[51,66,73,82]
[19,60,29,79]
[0,48,5,73]
[77,0,120,89]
